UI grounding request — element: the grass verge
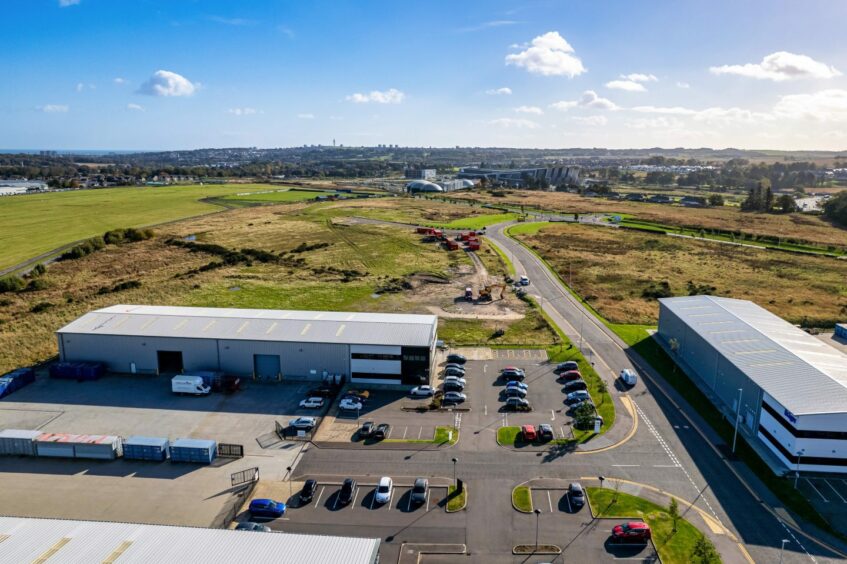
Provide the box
[485,236,516,276]
[512,485,533,512]
[586,487,716,564]
[385,426,458,445]
[447,484,467,512]
[437,212,519,230]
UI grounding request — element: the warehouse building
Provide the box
[656,296,847,475]
[57,305,438,387]
[0,516,379,564]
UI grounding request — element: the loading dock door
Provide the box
[157,351,184,374]
[254,354,281,380]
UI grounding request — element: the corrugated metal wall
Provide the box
[218,339,349,380]
[59,334,219,374]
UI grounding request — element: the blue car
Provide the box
[506,380,528,390]
[249,498,286,518]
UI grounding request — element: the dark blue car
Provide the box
[249,498,286,518]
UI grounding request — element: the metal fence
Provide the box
[231,466,260,487]
[218,443,244,459]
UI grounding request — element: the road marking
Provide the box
[387,492,392,510]
[402,427,408,439]
[547,490,553,513]
[653,465,680,468]
[551,409,555,421]
[824,480,847,503]
[483,364,487,373]
[426,490,431,512]
[332,490,339,510]
[407,491,412,512]
[484,404,488,416]
[386,426,392,439]
[351,487,360,510]
[804,479,829,502]
[417,427,423,439]
[612,464,640,467]
[314,486,325,508]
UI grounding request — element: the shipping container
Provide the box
[49,362,104,381]
[124,436,170,461]
[35,433,121,459]
[0,429,42,456]
[0,368,36,399]
[170,438,217,464]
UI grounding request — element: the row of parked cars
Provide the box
[500,366,531,410]
[410,353,469,405]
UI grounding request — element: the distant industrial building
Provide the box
[405,178,475,193]
[0,516,380,564]
[657,296,847,475]
[438,178,476,191]
[57,305,438,387]
[404,168,436,180]
[457,166,579,188]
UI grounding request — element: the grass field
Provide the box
[437,212,518,229]
[447,484,467,512]
[512,485,532,512]
[514,222,847,326]
[220,188,344,204]
[0,183,283,270]
[586,487,714,564]
[308,197,502,226]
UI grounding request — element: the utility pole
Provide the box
[534,508,541,552]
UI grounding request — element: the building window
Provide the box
[759,426,847,467]
[352,353,402,361]
[762,401,847,441]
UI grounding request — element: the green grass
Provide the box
[437,212,519,230]
[486,237,516,276]
[512,485,533,512]
[437,305,558,346]
[385,426,459,445]
[505,221,549,236]
[586,487,715,564]
[0,183,282,270]
[447,484,467,512]
[221,188,338,203]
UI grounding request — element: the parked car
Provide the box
[375,476,393,504]
[249,498,286,518]
[235,521,272,532]
[444,363,466,372]
[446,354,467,365]
[506,380,528,390]
[444,367,466,377]
[504,387,527,399]
[410,385,435,397]
[558,370,582,382]
[538,423,554,440]
[501,367,525,380]
[339,398,364,411]
[374,423,391,439]
[519,275,530,285]
[306,386,336,398]
[570,399,595,412]
[563,380,587,392]
[443,381,465,393]
[443,375,467,386]
[339,478,357,505]
[505,397,530,410]
[411,478,428,505]
[611,522,652,542]
[555,361,579,373]
[299,397,325,409]
[565,390,592,405]
[359,421,375,438]
[288,416,317,430]
[345,389,371,400]
[521,424,537,441]
[300,479,318,503]
[619,368,637,387]
[568,482,585,508]
[442,391,467,404]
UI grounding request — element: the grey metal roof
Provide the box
[660,296,847,416]
[57,305,437,348]
[0,516,379,564]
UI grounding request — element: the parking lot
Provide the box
[0,372,313,526]
[797,475,847,534]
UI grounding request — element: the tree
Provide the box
[775,194,798,214]
[823,191,847,226]
[668,497,680,532]
[707,194,724,207]
[690,533,720,564]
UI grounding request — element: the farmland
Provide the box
[0,183,297,271]
[513,221,847,326]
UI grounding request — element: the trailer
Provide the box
[466,240,481,251]
[445,240,460,251]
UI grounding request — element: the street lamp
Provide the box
[779,539,789,564]
[534,508,542,552]
[598,476,605,489]
[286,466,292,499]
[794,449,805,489]
[451,457,458,486]
[732,388,743,454]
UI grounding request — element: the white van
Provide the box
[519,275,530,286]
[171,375,211,395]
[619,369,637,387]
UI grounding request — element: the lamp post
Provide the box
[732,388,743,454]
[779,539,789,564]
[286,466,292,499]
[794,449,805,489]
[599,476,605,489]
[451,457,458,486]
[534,508,541,552]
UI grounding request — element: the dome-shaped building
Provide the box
[406,180,444,193]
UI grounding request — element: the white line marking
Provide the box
[351,487,360,509]
[824,480,847,503]
[387,491,392,510]
[483,364,488,373]
[407,490,412,512]
[402,427,407,439]
[547,490,553,513]
[332,490,339,510]
[653,465,681,468]
[418,427,423,439]
[484,404,488,416]
[426,490,430,512]
[314,486,325,508]
[612,464,640,467]
[804,479,829,503]
[551,409,555,421]
[386,427,392,439]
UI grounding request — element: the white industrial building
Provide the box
[0,516,379,564]
[57,305,438,387]
[657,296,847,475]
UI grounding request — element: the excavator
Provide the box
[478,283,506,302]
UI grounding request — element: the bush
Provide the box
[642,280,673,299]
[30,301,54,313]
[686,281,716,296]
[98,280,142,294]
[59,237,106,261]
[0,276,25,293]
[25,278,50,292]
[29,263,46,277]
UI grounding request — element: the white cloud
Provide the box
[76,82,84,92]
[626,117,685,129]
[676,81,690,89]
[126,103,144,112]
[710,51,841,81]
[277,25,295,38]
[631,105,697,115]
[622,73,657,83]
[514,105,543,115]
[773,89,847,121]
[227,107,258,116]
[692,107,774,124]
[549,90,618,112]
[605,80,646,92]
[549,100,578,112]
[488,118,539,129]
[505,31,585,77]
[485,87,512,96]
[137,70,197,97]
[58,0,80,6]
[297,113,315,119]
[113,77,127,85]
[346,88,405,104]
[39,104,69,113]
[572,115,607,126]
[456,20,518,33]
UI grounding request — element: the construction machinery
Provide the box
[478,283,506,302]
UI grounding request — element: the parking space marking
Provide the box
[653,465,680,468]
[566,493,572,513]
[417,427,423,439]
[613,464,640,467]
[352,487,360,510]
[559,425,568,439]
[332,491,339,511]
[426,490,431,512]
[547,490,553,513]
[386,427,393,439]
[314,486,325,509]
[402,427,408,439]
[804,479,829,502]
[550,409,555,421]
[484,404,487,416]
[824,480,847,503]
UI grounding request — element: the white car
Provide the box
[444,363,465,371]
[443,375,467,386]
[375,476,393,504]
[339,398,364,411]
[288,416,317,430]
[442,391,467,404]
[410,385,435,397]
[519,275,530,286]
[299,397,325,409]
[619,368,637,387]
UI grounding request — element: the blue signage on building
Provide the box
[784,409,797,425]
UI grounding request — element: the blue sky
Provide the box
[3,0,847,150]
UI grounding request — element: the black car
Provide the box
[538,423,554,440]
[568,482,586,508]
[505,397,530,410]
[300,479,317,503]
[359,421,375,438]
[373,423,391,440]
[554,361,579,374]
[563,379,588,392]
[446,354,467,365]
[443,381,464,393]
[411,477,428,505]
[306,386,336,398]
[339,478,356,505]
[503,387,527,399]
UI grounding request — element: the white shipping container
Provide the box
[36,442,75,458]
[0,430,42,456]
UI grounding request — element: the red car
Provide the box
[612,522,651,542]
[558,370,582,382]
[521,424,537,441]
